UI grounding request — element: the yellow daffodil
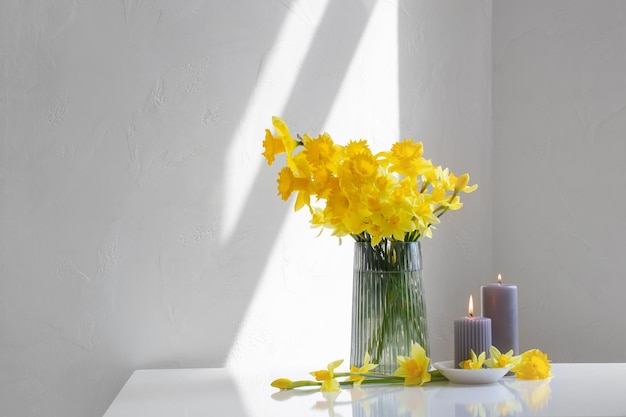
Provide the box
[485,346,522,369]
[344,139,371,157]
[276,167,295,201]
[394,342,431,386]
[262,117,477,245]
[511,349,552,380]
[302,132,340,173]
[310,359,344,392]
[347,352,379,386]
[459,349,486,370]
[386,139,431,178]
[454,173,478,194]
[262,129,285,165]
[271,352,450,392]
[272,116,299,172]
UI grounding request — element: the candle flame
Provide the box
[497,273,502,285]
[468,295,474,317]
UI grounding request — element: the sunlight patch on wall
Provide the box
[224,0,405,373]
[225,209,354,371]
[324,0,399,148]
[219,0,330,242]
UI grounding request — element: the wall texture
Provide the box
[397,0,493,365]
[0,1,492,416]
[493,1,626,362]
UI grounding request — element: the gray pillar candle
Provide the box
[481,274,519,355]
[454,295,492,368]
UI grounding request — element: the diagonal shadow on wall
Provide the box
[212,0,379,365]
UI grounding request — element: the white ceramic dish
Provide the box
[433,361,512,385]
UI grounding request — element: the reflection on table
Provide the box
[103,364,626,417]
[272,376,551,417]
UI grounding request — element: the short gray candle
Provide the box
[481,274,519,355]
[454,295,492,368]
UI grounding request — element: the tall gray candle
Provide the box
[454,295,492,368]
[481,274,519,355]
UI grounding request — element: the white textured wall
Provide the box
[397,0,493,364]
[493,1,626,362]
[0,1,492,416]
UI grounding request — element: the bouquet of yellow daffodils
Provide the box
[262,116,477,245]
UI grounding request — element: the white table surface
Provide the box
[103,363,626,417]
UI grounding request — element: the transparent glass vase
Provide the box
[350,240,429,374]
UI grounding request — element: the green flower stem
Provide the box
[343,374,448,386]
[292,380,322,388]
[351,240,430,374]
[274,370,448,390]
[334,372,404,380]
[368,243,404,365]
[433,191,460,218]
[428,372,449,383]
[377,277,395,362]
[339,378,404,387]
[273,380,323,389]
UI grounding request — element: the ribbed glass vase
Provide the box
[350,240,429,374]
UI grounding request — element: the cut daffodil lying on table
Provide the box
[271,344,552,392]
[271,342,446,392]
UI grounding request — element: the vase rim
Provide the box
[353,240,421,246]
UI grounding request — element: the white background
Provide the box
[1,1,624,416]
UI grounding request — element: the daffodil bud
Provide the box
[270,378,294,390]
[455,173,470,193]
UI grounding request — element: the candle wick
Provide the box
[469,313,473,317]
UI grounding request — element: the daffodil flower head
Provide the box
[511,349,552,380]
[459,349,486,370]
[394,342,431,386]
[262,129,286,165]
[310,359,344,392]
[485,346,522,369]
[348,352,379,386]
